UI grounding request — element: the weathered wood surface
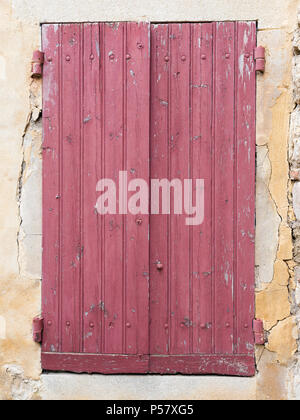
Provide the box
[42,22,256,375]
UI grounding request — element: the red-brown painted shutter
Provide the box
[149,22,256,375]
[42,22,256,376]
[42,23,151,373]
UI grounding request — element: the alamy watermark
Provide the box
[95,171,204,226]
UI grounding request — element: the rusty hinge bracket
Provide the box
[33,317,44,343]
[31,50,45,78]
[253,319,265,345]
[254,46,266,73]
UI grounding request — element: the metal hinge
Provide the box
[254,46,266,73]
[253,319,265,345]
[31,50,45,78]
[33,317,44,343]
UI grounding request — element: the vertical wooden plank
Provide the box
[191,23,214,354]
[169,24,191,355]
[82,23,102,354]
[103,22,126,354]
[214,22,235,354]
[150,24,170,355]
[125,22,150,355]
[42,24,61,353]
[60,24,82,353]
[236,22,256,355]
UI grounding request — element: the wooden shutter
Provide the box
[42,22,151,373]
[149,22,256,376]
[42,22,256,376]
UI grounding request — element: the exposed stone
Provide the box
[32,107,41,123]
[288,260,297,290]
[0,365,41,400]
[293,28,300,53]
[293,222,300,265]
[290,106,300,168]
[293,183,300,221]
[293,56,300,104]
[290,169,300,181]
[295,285,300,306]
[291,25,300,392]
[295,265,300,283]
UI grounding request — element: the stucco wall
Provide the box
[0,0,299,400]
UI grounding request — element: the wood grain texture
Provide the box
[235,22,256,355]
[168,23,191,355]
[191,23,214,355]
[149,23,255,360]
[125,22,151,356]
[150,24,170,355]
[214,22,235,354]
[42,22,151,359]
[42,353,149,374]
[82,23,102,354]
[42,24,61,353]
[102,22,125,355]
[150,355,255,376]
[60,24,82,354]
[42,353,254,376]
[42,22,256,375]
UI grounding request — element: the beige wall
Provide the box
[0,0,299,400]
